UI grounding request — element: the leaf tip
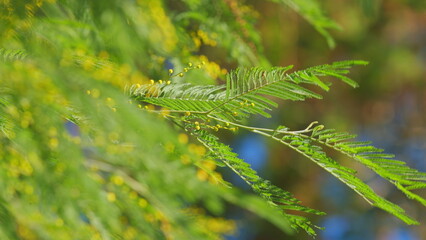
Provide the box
[353,60,369,66]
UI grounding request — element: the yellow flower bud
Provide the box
[107,192,116,202]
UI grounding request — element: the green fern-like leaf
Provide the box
[193,130,325,236]
[131,60,367,122]
[0,90,13,138]
[131,59,426,235]
[254,127,420,225]
[0,48,27,61]
[306,124,426,207]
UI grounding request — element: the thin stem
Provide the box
[207,115,275,132]
[145,109,208,115]
[196,137,254,188]
[251,129,375,205]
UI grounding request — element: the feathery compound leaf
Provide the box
[130,60,367,122]
[193,130,325,236]
[0,48,27,62]
[254,127,420,225]
[302,124,426,208]
[128,60,426,232]
[0,90,13,138]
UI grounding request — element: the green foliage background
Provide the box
[0,0,425,239]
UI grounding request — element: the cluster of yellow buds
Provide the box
[149,79,171,85]
[168,61,206,79]
[239,100,255,107]
[188,119,238,132]
[209,122,238,132]
[131,61,206,90]
[194,121,201,130]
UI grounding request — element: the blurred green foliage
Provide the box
[1,0,425,239]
